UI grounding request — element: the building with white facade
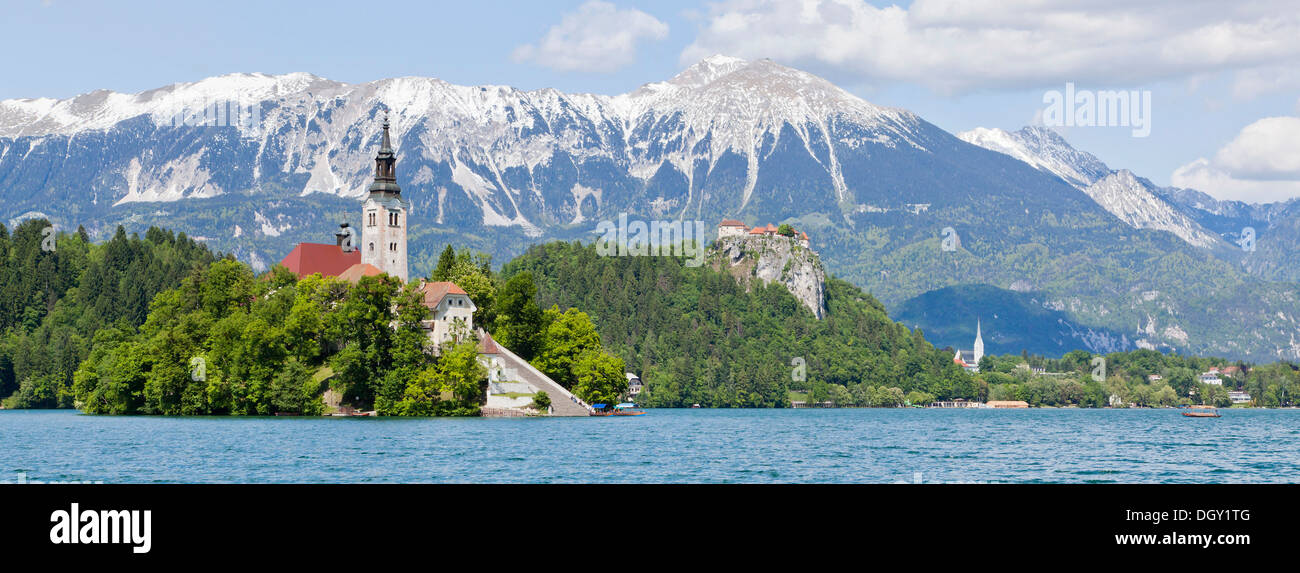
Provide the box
[420,281,476,345]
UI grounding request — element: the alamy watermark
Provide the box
[940,226,960,252]
[41,223,57,252]
[1239,226,1256,252]
[1042,83,1151,137]
[161,95,262,129]
[594,213,707,267]
[791,357,806,383]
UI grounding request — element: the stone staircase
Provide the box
[485,330,593,417]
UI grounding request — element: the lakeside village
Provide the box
[788,317,1259,411]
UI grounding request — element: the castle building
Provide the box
[953,319,985,372]
[360,116,410,282]
[719,219,813,249]
[718,219,748,239]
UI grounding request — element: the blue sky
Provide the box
[5,0,1300,202]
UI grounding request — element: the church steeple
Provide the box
[359,113,410,282]
[368,114,400,196]
[973,318,985,364]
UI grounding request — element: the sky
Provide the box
[3,0,1299,203]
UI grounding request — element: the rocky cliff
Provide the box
[713,234,826,319]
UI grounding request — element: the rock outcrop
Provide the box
[714,234,826,319]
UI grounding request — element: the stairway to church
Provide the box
[487,334,593,417]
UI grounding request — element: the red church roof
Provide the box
[279,243,361,279]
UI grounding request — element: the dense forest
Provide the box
[0,220,216,408]
[500,241,975,407]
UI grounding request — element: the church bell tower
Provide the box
[360,114,409,282]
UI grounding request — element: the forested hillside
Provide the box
[0,220,216,408]
[501,241,975,407]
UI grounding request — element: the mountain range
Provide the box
[2,56,1299,361]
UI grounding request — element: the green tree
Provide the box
[572,350,625,405]
[534,306,603,389]
[495,272,544,360]
[431,245,456,281]
[532,390,551,412]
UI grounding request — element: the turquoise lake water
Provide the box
[2,408,1298,483]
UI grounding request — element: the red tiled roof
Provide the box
[766,224,778,233]
[337,263,383,284]
[748,227,766,235]
[801,231,809,240]
[719,219,746,227]
[420,281,469,309]
[279,243,361,279]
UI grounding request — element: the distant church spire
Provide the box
[973,317,985,364]
[368,113,400,196]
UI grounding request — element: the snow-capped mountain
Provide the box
[0,55,923,231]
[957,126,1111,189]
[958,125,1224,249]
[1081,171,1223,248]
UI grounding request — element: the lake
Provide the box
[3,408,1298,483]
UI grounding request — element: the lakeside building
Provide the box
[626,373,643,399]
[420,281,476,345]
[986,400,1029,408]
[1199,371,1224,386]
[953,319,985,373]
[1228,391,1252,404]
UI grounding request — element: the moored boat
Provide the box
[1183,405,1221,418]
[612,402,646,416]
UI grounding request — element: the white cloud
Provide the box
[1172,117,1300,203]
[681,0,1300,94]
[513,1,669,73]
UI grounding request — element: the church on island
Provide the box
[276,116,594,417]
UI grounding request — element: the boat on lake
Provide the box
[590,403,646,416]
[612,402,645,416]
[1183,405,1221,418]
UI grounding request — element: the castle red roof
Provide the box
[278,243,361,279]
[719,219,746,227]
[748,226,766,235]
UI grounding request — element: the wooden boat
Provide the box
[1183,405,1221,418]
[612,402,646,416]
